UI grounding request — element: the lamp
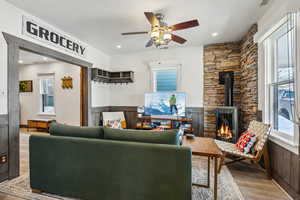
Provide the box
[150,26,160,39]
[150,26,172,47]
[163,32,172,41]
[151,31,159,39]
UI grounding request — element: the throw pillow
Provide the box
[103,128,180,145]
[236,131,257,154]
[50,122,104,139]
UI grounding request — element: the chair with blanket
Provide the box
[215,120,272,178]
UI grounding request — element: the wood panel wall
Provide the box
[91,106,110,127]
[257,110,300,199]
[186,107,204,137]
[0,115,8,182]
[269,142,300,199]
[91,106,204,137]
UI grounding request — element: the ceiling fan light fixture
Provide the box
[150,30,160,39]
[122,12,199,48]
[156,40,170,48]
[149,26,172,47]
[163,32,172,41]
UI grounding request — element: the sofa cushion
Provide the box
[103,128,180,145]
[50,122,104,139]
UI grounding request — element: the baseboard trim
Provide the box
[272,171,300,199]
[272,179,294,200]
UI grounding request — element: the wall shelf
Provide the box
[92,68,134,84]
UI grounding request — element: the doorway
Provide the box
[3,32,93,179]
[18,50,86,129]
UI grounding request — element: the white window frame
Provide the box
[149,60,182,92]
[262,14,300,154]
[38,73,56,116]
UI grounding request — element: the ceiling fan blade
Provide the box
[171,34,187,44]
[145,40,154,47]
[144,12,159,25]
[122,31,148,35]
[169,19,199,31]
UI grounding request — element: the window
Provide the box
[149,61,181,92]
[264,13,299,148]
[39,74,55,114]
[153,69,177,92]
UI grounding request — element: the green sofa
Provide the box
[29,123,192,200]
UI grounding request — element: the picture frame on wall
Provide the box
[19,80,33,93]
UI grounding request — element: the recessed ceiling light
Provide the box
[43,57,48,61]
[18,60,23,64]
[212,32,219,37]
[116,45,122,49]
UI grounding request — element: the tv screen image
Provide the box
[144,92,186,116]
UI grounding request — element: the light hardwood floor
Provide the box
[0,132,291,200]
[0,194,24,200]
[228,161,291,200]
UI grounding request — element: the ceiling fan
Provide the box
[121,12,199,48]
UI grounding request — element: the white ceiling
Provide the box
[7,0,270,55]
[19,50,57,65]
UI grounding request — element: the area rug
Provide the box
[192,157,244,200]
[0,157,244,200]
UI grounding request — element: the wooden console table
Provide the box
[182,137,223,200]
[27,119,54,132]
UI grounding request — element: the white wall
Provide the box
[0,0,204,113]
[0,0,111,114]
[109,46,204,107]
[19,62,81,126]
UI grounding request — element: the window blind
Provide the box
[155,70,177,91]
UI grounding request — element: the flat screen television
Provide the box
[144,92,186,116]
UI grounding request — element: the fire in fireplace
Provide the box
[218,119,233,139]
[216,107,238,143]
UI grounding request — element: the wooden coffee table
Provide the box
[182,136,223,200]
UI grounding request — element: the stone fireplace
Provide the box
[203,24,258,139]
